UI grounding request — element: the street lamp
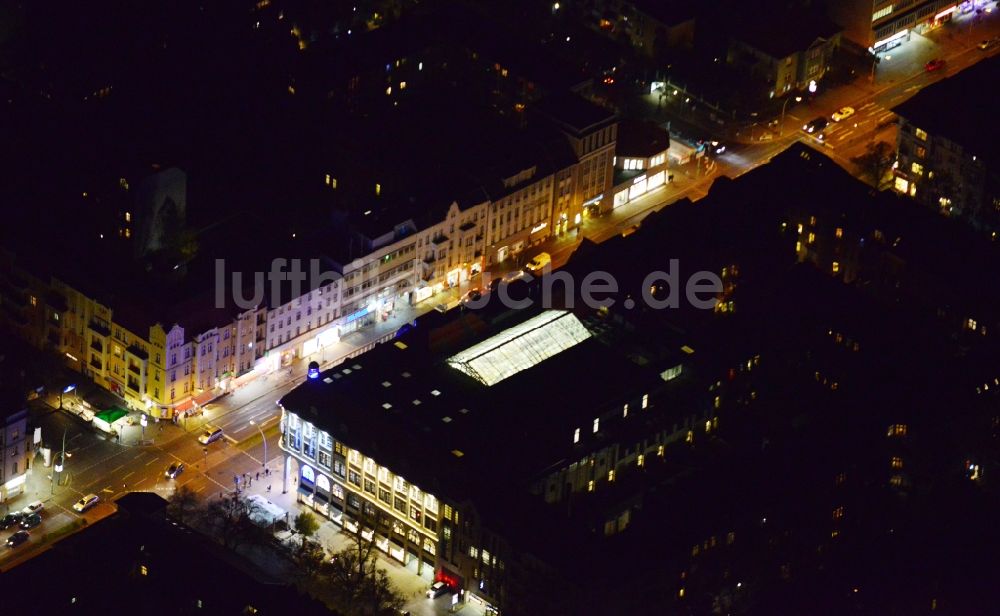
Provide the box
[51,429,67,494]
[140,413,148,444]
[59,384,76,410]
[250,420,267,473]
[779,96,803,136]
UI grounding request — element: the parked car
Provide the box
[525,252,552,273]
[427,581,450,598]
[434,304,448,313]
[198,427,224,445]
[19,512,41,530]
[802,117,828,135]
[20,500,44,515]
[0,512,23,530]
[165,462,185,479]
[73,494,100,513]
[925,58,945,72]
[831,106,855,122]
[6,530,29,548]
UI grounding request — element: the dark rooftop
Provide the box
[894,55,1000,165]
[532,91,618,136]
[732,11,841,59]
[0,492,331,614]
[630,0,703,26]
[615,119,670,158]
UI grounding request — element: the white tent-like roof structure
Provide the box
[446,310,592,386]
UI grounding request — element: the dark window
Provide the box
[364,478,376,494]
[349,470,361,486]
[394,496,407,514]
[379,487,392,504]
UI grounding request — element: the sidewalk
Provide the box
[239,476,452,612]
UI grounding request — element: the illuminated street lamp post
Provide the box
[59,384,76,410]
[779,96,803,136]
[250,419,267,473]
[51,430,67,495]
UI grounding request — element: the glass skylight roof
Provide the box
[447,310,592,386]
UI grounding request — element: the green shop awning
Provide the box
[94,407,129,424]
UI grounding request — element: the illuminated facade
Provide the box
[0,394,29,503]
[279,410,451,578]
[606,120,672,211]
[830,0,959,52]
[0,252,261,417]
[893,58,1000,233]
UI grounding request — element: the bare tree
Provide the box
[166,484,199,524]
[200,493,263,550]
[852,141,896,189]
[321,526,405,616]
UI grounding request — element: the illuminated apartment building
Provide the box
[278,306,705,612]
[893,57,1000,233]
[0,389,30,503]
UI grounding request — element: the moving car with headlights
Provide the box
[803,117,828,134]
[427,581,450,598]
[7,530,29,548]
[165,462,185,479]
[19,512,41,530]
[73,494,100,513]
[461,289,483,305]
[198,427,224,445]
[925,58,945,72]
[525,252,551,273]
[831,106,855,122]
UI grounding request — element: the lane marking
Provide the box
[122,471,135,481]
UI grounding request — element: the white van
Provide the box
[198,427,224,445]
